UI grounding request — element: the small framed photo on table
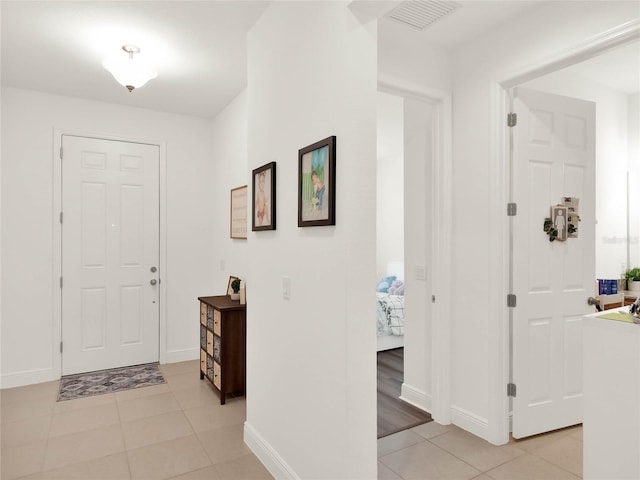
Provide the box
[252,162,276,231]
[226,276,239,295]
[298,136,336,227]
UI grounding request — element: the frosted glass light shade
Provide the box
[102,57,158,92]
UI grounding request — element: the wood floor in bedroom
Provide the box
[377,347,432,438]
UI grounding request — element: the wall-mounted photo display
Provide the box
[551,205,569,241]
[562,196,580,238]
[562,196,580,213]
[230,185,247,239]
[298,136,336,227]
[252,162,276,231]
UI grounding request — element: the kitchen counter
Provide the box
[583,306,640,479]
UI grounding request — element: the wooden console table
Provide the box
[198,295,246,405]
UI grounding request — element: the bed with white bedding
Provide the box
[376,292,405,351]
[376,261,405,351]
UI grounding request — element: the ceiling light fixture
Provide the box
[102,45,158,92]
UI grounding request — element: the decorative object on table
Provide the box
[229,277,241,300]
[598,279,619,295]
[298,136,336,227]
[252,162,276,231]
[226,276,239,295]
[230,185,248,239]
[57,363,165,401]
[625,268,640,292]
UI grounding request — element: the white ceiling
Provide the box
[1,1,637,120]
[0,1,268,119]
[374,1,639,95]
[376,0,545,50]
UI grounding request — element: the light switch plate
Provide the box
[283,276,291,300]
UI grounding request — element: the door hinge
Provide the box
[507,383,517,397]
[60,276,63,288]
[60,342,63,353]
[507,294,517,308]
[507,112,517,127]
[59,211,63,224]
[432,295,436,303]
[60,146,63,159]
[507,203,517,216]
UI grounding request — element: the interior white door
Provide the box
[512,87,595,438]
[61,135,160,375]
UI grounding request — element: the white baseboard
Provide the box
[1,348,198,389]
[0,367,58,389]
[450,404,490,440]
[244,421,299,480]
[400,382,432,413]
[164,347,199,364]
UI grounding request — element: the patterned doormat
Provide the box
[57,363,165,401]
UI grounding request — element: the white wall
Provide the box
[377,92,404,280]
[209,89,250,291]
[1,87,213,387]
[378,20,451,94]
[244,2,378,479]
[523,68,632,279]
[629,93,640,270]
[449,1,640,443]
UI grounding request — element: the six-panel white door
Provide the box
[61,135,160,375]
[512,88,595,438]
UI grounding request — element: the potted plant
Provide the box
[625,268,640,292]
[230,278,241,300]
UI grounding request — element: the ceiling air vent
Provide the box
[386,0,461,30]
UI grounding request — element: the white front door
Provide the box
[512,87,595,438]
[61,135,160,375]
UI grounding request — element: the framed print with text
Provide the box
[230,185,247,239]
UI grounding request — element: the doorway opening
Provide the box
[53,131,167,379]
[376,85,453,437]
[493,25,640,442]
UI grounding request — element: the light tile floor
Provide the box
[1,360,272,480]
[378,421,583,480]
[1,360,582,480]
